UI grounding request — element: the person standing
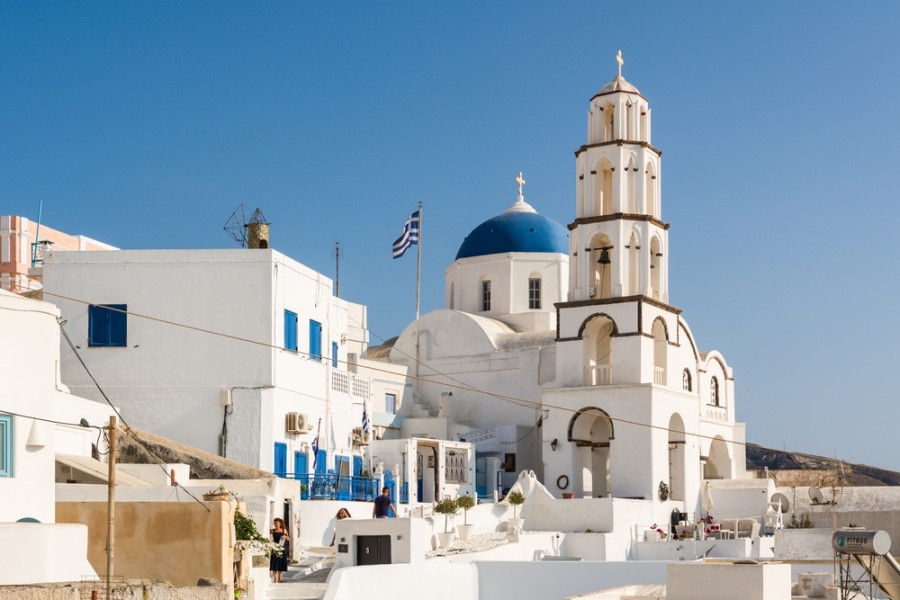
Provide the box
[372,486,397,519]
[331,507,352,546]
[269,518,290,583]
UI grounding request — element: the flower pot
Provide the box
[437,531,457,549]
[456,524,474,541]
[203,492,231,502]
[562,492,575,499]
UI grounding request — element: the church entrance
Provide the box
[568,407,614,497]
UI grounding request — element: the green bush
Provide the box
[506,490,525,519]
[457,494,475,525]
[234,510,268,543]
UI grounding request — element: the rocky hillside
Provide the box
[746,443,900,486]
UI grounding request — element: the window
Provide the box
[332,341,339,368]
[385,393,397,414]
[710,377,720,406]
[528,278,541,309]
[0,414,11,477]
[481,280,491,312]
[309,320,322,361]
[284,310,298,351]
[88,304,127,347]
[444,449,467,484]
[274,442,287,477]
[682,369,692,391]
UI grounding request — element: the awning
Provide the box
[56,454,154,487]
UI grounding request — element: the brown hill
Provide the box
[746,443,900,486]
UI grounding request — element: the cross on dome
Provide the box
[616,50,624,77]
[516,171,526,199]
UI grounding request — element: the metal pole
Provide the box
[414,202,422,395]
[106,416,117,600]
[335,241,340,298]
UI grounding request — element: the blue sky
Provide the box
[3,2,899,471]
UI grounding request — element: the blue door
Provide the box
[295,452,309,499]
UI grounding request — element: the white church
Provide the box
[384,53,746,506]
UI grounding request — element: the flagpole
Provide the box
[415,201,422,396]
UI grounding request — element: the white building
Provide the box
[42,245,403,482]
[380,58,746,510]
[0,288,114,584]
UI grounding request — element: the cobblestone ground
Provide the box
[426,532,509,558]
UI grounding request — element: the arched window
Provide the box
[682,369,692,391]
[604,104,615,141]
[710,376,719,406]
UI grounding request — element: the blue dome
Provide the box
[456,209,569,260]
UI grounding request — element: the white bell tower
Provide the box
[570,51,669,303]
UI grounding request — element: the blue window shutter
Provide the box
[274,442,287,477]
[0,414,12,477]
[315,450,327,474]
[332,341,339,368]
[284,310,298,351]
[89,304,127,347]
[294,452,308,477]
[353,455,363,476]
[309,320,322,361]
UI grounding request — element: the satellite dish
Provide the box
[809,486,824,504]
[770,492,790,513]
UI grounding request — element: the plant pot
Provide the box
[562,492,575,499]
[456,524,474,541]
[203,492,231,502]
[508,518,524,532]
[437,531,457,549]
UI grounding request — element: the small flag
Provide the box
[311,434,319,469]
[362,399,371,436]
[392,209,420,258]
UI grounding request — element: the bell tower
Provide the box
[569,51,669,303]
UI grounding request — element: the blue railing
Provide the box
[293,473,379,502]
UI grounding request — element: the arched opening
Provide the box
[710,376,720,406]
[704,436,731,480]
[589,233,613,300]
[626,231,639,295]
[652,318,667,385]
[639,105,648,141]
[645,163,657,217]
[568,407,614,497]
[582,314,615,386]
[682,369,692,392]
[626,100,634,140]
[603,103,615,141]
[667,413,686,501]
[626,156,638,213]
[649,237,662,300]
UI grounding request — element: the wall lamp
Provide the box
[550,438,558,452]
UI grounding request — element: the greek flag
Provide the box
[392,209,420,258]
[311,434,319,470]
[362,399,371,436]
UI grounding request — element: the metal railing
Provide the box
[292,473,379,502]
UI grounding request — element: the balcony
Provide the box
[585,364,613,386]
[331,370,371,399]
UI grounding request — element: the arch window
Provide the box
[528,277,541,309]
[710,376,720,406]
[682,369,692,391]
[645,163,657,218]
[626,156,637,213]
[603,104,615,141]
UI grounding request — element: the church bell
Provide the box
[597,248,611,265]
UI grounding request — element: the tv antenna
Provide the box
[224,204,269,248]
[809,486,826,505]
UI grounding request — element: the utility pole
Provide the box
[106,416,117,600]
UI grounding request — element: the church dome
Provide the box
[455,197,568,260]
[595,75,640,96]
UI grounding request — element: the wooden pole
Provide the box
[106,416,117,600]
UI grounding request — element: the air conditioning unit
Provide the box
[351,426,370,445]
[588,286,597,298]
[286,412,309,434]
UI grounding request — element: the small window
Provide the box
[309,320,322,361]
[481,280,491,312]
[332,341,339,368]
[284,310,298,351]
[0,414,11,477]
[385,393,397,415]
[528,278,541,309]
[444,448,467,484]
[682,369,692,391]
[88,304,127,347]
[710,376,720,406]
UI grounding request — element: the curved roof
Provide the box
[594,74,641,97]
[455,198,568,260]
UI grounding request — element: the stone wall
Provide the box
[0,581,226,600]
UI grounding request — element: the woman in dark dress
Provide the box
[269,518,290,583]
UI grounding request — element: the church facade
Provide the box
[386,56,745,506]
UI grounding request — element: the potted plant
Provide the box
[204,484,234,502]
[506,489,526,533]
[456,494,476,541]
[433,497,459,548]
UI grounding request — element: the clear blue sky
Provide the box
[3,2,899,471]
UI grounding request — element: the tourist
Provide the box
[269,518,290,583]
[331,507,352,545]
[372,486,397,519]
